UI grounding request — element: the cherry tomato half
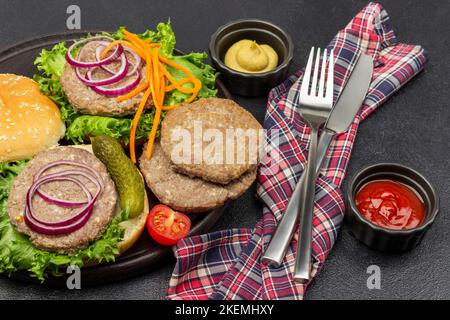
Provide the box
[146,204,191,246]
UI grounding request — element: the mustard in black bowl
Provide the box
[346,163,439,253]
[209,19,294,97]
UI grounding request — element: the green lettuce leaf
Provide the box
[33,21,217,145]
[65,111,160,145]
[165,52,219,105]
[0,161,128,281]
[33,42,81,129]
[0,160,28,202]
[106,21,176,56]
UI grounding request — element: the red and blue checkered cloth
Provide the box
[166,2,428,300]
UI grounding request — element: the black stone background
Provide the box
[0,0,449,299]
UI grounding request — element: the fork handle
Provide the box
[293,124,319,281]
[261,130,334,267]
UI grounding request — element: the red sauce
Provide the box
[355,180,425,230]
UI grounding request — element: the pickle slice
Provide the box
[91,135,145,218]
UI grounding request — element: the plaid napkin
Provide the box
[166,2,428,300]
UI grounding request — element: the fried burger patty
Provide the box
[160,98,262,184]
[139,142,256,213]
[7,146,118,254]
[60,42,152,117]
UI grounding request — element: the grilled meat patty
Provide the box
[139,142,256,213]
[7,146,118,254]
[60,42,152,117]
[160,98,263,184]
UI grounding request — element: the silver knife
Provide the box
[262,54,373,267]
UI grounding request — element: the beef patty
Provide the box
[160,98,263,184]
[60,42,152,117]
[7,146,118,254]
[139,142,256,213]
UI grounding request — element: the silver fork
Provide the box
[293,47,334,281]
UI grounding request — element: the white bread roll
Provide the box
[0,74,65,162]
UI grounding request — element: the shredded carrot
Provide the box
[145,76,161,159]
[161,103,180,111]
[165,77,191,91]
[161,68,196,94]
[151,49,160,105]
[145,106,163,159]
[119,29,204,162]
[159,72,165,103]
[124,30,147,46]
[145,49,153,85]
[100,40,145,59]
[159,58,201,101]
[128,40,153,163]
[159,56,199,84]
[186,79,202,103]
[129,87,152,163]
[116,82,148,102]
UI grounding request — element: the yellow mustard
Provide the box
[224,39,278,73]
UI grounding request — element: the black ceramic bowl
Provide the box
[209,19,294,97]
[346,163,439,253]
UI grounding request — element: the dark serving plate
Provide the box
[0,31,232,287]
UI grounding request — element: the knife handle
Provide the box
[261,130,334,267]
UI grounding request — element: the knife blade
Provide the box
[327,54,374,133]
[262,54,374,267]
[315,54,374,165]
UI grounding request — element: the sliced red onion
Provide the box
[65,36,144,98]
[34,160,104,204]
[95,45,141,76]
[76,40,111,63]
[36,176,92,208]
[27,171,101,226]
[66,36,123,68]
[35,160,104,184]
[75,53,129,87]
[90,70,141,97]
[35,169,99,207]
[26,175,100,227]
[27,175,94,224]
[24,161,104,235]
[25,202,94,236]
[77,40,111,59]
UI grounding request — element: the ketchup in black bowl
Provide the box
[346,163,439,253]
[355,180,425,231]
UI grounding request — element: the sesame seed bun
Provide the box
[117,190,149,253]
[0,74,65,162]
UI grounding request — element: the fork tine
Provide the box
[318,49,327,97]
[310,48,321,96]
[300,47,315,97]
[326,50,334,101]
